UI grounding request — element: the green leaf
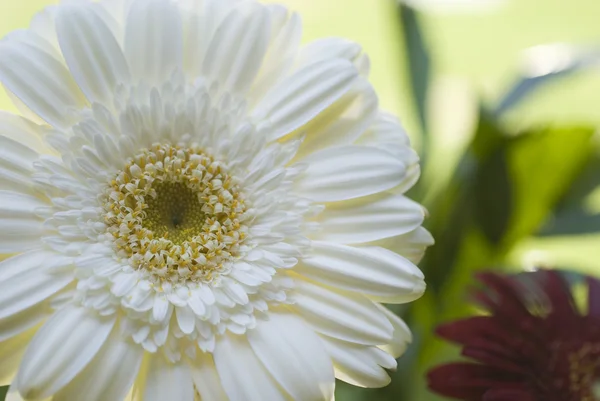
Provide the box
[399,4,431,139]
[539,149,600,236]
[539,208,600,236]
[474,147,512,244]
[470,109,507,161]
[504,126,594,245]
[420,110,507,291]
[0,386,7,401]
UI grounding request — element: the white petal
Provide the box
[221,277,249,305]
[176,306,196,335]
[292,279,393,345]
[321,336,396,388]
[0,190,46,218]
[293,78,378,160]
[313,193,424,244]
[0,23,61,125]
[364,226,434,264]
[111,272,137,297]
[3,90,45,126]
[355,53,371,76]
[189,0,242,29]
[92,1,125,44]
[395,159,420,194]
[182,0,243,78]
[213,334,286,401]
[253,59,358,141]
[0,42,86,128]
[296,241,425,303]
[0,251,73,319]
[294,146,406,202]
[3,392,23,401]
[28,6,60,53]
[357,113,411,147]
[152,296,170,323]
[0,136,40,195]
[247,312,335,401]
[187,293,207,316]
[182,4,212,77]
[143,356,194,401]
[0,112,47,154]
[54,327,143,401]
[375,304,412,358]
[356,115,421,195]
[0,303,49,343]
[2,25,63,68]
[0,221,44,253]
[99,0,135,27]
[298,38,363,67]
[125,0,183,84]
[190,352,228,401]
[0,250,53,282]
[16,304,116,399]
[357,114,420,185]
[197,284,216,305]
[249,11,302,104]
[202,2,271,94]
[0,327,38,386]
[56,3,131,104]
[0,136,38,173]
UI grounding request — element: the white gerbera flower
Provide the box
[0,0,432,400]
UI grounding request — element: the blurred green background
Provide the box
[1,0,600,400]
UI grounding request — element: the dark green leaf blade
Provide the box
[399,4,431,138]
[474,147,512,244]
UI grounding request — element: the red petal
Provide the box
[462,340,530,374]
[436,316,495,344]
[436,315,542,349]
[427,362,522,401]
[542,270,577,319]
[474,273,531,320]
[483,387,536,401]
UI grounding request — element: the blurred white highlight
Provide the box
[522,43,600,78]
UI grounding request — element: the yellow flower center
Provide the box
[142,182,206,245]
[103,143,249,284]
[567,342,600,401]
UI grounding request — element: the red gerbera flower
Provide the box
[427,270,600,401]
